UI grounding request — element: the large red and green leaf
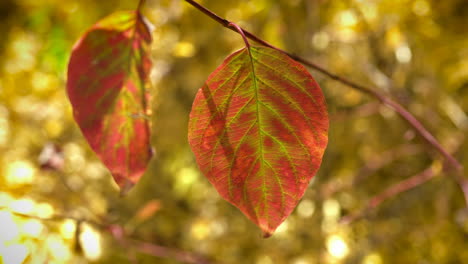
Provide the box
[188,46,329,237]
[67,11,153,191]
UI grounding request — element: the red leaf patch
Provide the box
[188,46,329,237]
[67,11,153,192]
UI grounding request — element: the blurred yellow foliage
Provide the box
[0,0,467,263]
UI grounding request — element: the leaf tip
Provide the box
[262,231,273,239]
[119,178,135,197]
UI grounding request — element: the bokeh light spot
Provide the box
[323,199,340,219]
[46,235,71,261]
[35,202,55,218]
[0,211,19,242]
[0,244,29,264]
[395,44,412,63]
[0,114,9,146]
[191,219,210,240]
[173,42,196,58]
[326,235,349,259]
[312,32,330,50]
[298,199,315,218]
[60,219,77,240]
[413,0,430,16]
[21,219,44,238]
[5,161,36,186]
[363,252,383,264]
[79,224,102,261]
[9,198,36,214]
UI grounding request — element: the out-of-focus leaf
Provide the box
[135,199,161,222]
[188,46,329,237]
[67,11,153,192]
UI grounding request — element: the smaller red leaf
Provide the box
[67,11,153,191]
[188,46,329,236]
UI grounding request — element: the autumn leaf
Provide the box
[67,10,153,192]
[188,46,329,237]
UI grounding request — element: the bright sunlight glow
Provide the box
[327,235,350,259]
[79,224,103,261]
[5,161,35,186]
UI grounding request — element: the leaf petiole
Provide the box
[228,22,250,49]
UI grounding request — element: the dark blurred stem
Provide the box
[128,239,214,264]
[137,0,146,12]
[321,144,422,198]
[369,166,437,208]
[342,139,465,223]
[184,0,467,202]
[0,207,106,228]
[74,220,83,253]
[341,165,438,224]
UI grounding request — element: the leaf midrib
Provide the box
[247,47,271,222]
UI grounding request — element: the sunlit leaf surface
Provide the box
[188,46,329,236]
[67,11,153,190]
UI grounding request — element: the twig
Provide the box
[137,0,146,12]
[183,0,466,203]
[321,144,422,198]
[341,164,439,224]
[128,239,215,264]
[0,207,105,228]
[1,208,216,264]
[369,166,438,208]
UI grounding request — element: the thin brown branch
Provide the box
[184,0,466,203]
[1,207,105,228]
[455,174,468,205]
[369,166,438,208]
[128,239,215,264]
[321,144,422,198]
[137,0,146,12]
[2,208,216,264]
[341,164,439,224]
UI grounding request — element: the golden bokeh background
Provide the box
[0,0,467,263]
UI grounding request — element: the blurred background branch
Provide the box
[1,206,216,264]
